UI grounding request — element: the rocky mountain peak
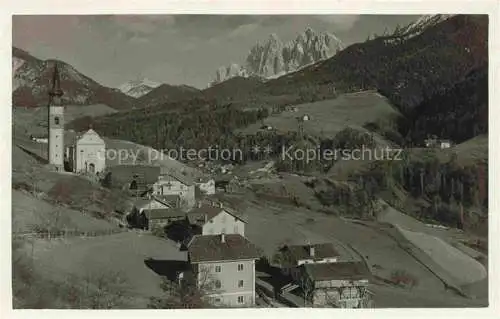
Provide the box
[211,27,344,86]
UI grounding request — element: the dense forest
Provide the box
[399,66,488,144]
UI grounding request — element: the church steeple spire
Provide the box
[49,62,64,98]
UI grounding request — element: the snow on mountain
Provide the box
[210,27,344,86]
[397,14,455,39]
[118,78,161,98]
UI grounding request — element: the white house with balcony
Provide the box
[187,233,261,307]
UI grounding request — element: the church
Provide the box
[65,129,106,175]
[46,62,106,175]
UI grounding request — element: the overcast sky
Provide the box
[13,15,421,89]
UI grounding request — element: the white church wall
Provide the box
[74,130,106,174]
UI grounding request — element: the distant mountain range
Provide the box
[210,27,344,86]
[12,47,136,110]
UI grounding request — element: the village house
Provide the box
[129,196,185,230]
[139,208,186,230]
[194,176,216,195]
[132,195,182,213]
[276,243,340,281]
[299,262,371,308]
[107,165,196,208]
[187,203,246,237]
[30,135,48,144]
[187,233,261,307]
[152,167,196,209]
[108,164,161,195]
[424,136,453,149]
[66,129,106,175]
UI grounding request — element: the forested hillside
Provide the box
[401,66,488,144]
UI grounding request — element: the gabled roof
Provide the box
[187,204,246,226]
[142,208,185,220]
[159,167,194,186]
[134,196,176,210]
[76,129,105,145]
[154,195,180,208]
[283,243,340,261]
[188,234,261,263]
[303,262,370,282]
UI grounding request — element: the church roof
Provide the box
[75,129,105,145]
[64,129,105,147]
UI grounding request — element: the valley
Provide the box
[11,14,489,310]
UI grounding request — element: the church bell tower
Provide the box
[48,62,65,171]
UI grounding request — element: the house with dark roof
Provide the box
[276,243,340,281]
[129,196,183,230]
[187,233,261,307]
[299,262,372,308]
[140,208,186,231]
[187,203,246,237]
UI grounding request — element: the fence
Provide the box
[13,228,126,240]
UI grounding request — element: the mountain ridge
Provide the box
[12,47,137,110]
[210,27,344,86]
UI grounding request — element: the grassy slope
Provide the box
[11,148,179,308]
[13,104,117,138]
[238,91,400,139]
[238,196,485,307]
[26,232,186,308]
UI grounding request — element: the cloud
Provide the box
[315,15,360,30]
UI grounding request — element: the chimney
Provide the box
[204,214,208,224]
[309,245,315,257]
[221,233,225,243]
